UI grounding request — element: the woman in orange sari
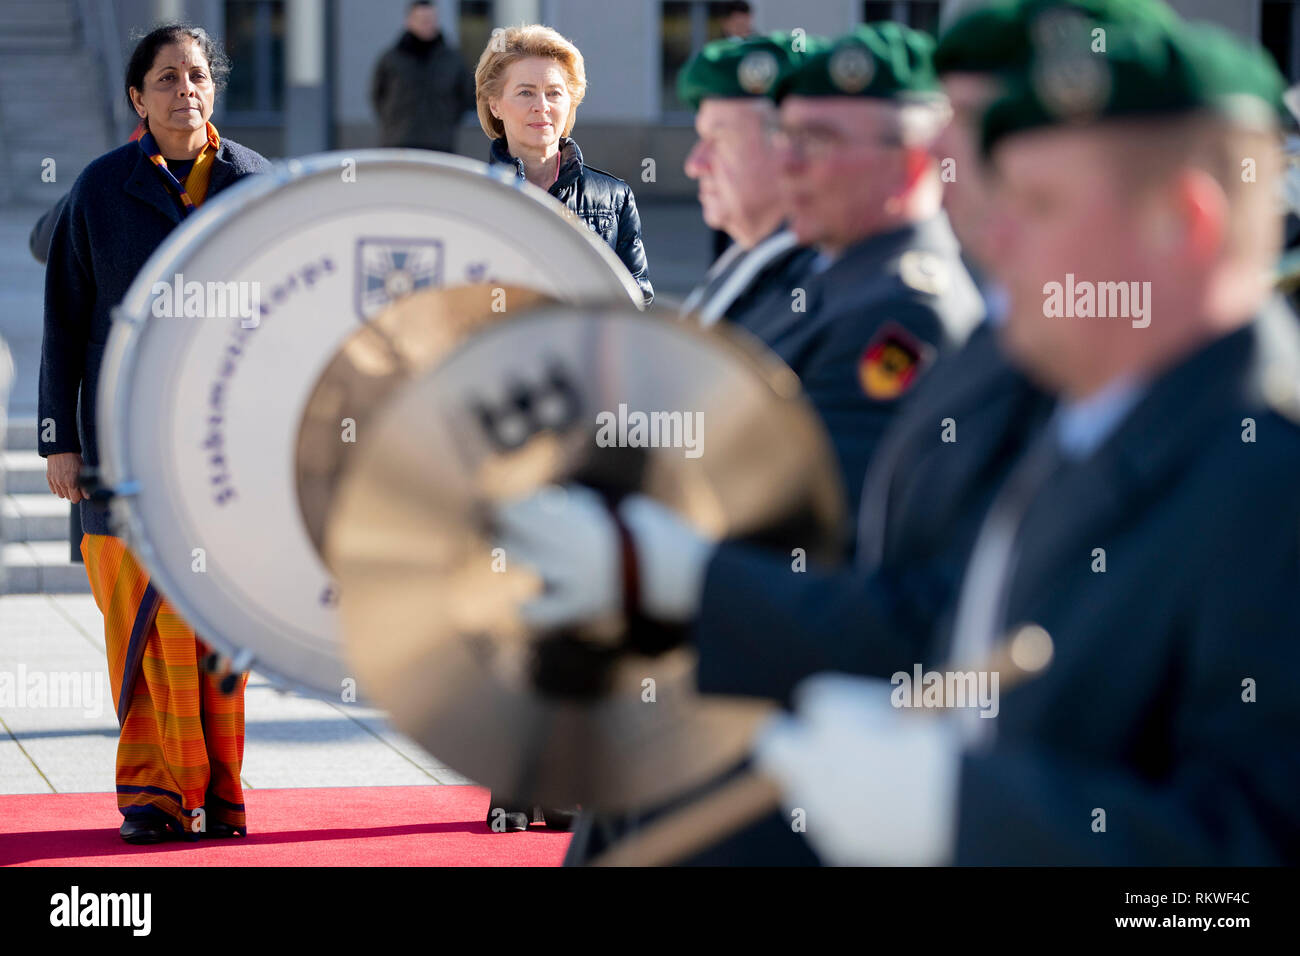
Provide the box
[39,25,269,844]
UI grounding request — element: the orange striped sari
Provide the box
[81,533,247,838]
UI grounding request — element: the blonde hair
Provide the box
[474,24,586,140]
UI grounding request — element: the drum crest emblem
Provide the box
[355,238,445,321]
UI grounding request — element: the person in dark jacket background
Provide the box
[39,23,269,846]
[371,0,475,151]
[476,24,653,305]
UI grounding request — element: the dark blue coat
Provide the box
[681,226,817,336]
[38,137,270,534]
[488,136,653,305]
[948,312,1300,865]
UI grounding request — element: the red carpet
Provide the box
[0,787,570,866]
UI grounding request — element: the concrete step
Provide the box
[0,22,79,52]
[0,0,78,29]
[2,450,47,494]
[0,36,113,201]
[0,52,101,83]
[0,540,88,594]
[0,34,78,51]
[7,148,105,202]
[2,492,68,541]
[4,416,36,451]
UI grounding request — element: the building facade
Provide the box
[25,0,1300,199]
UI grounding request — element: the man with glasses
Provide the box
[758,23,983,523]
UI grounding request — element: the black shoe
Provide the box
[203,821,244,838]
[486,792,534,832]
[541,807,579,831]
[119,818,173,844]
[486,808,530,832]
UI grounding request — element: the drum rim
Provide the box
[115,149,643,321]
[97,149,642,696]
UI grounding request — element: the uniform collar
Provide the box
[1052,376,1146,461]
[818,213,959,278]
[1078,314,1292,496]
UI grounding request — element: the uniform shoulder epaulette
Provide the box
[1263,366,1300,425]
[898,249,949,297]
[1256,306,1300,425]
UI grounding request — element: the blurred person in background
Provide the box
[720,0,754,41]
[371,0,476,152]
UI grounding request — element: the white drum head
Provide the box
[98,150,641,699]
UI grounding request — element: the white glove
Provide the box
[618,494,715,623]
[494,486,715,631]
[753,674,961,866]
[495,485,621,630]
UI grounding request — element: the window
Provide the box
[223,0,286,121]
[661,1,738,118]
[862,0,941,37]
[460,0,494,70]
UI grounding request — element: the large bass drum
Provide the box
[97,150,642,699]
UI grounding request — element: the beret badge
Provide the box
[829,44,875,94]
[738,49,780,95]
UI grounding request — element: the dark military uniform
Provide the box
[681,226,816,337]
[694,318,1049,704]
[685,219,988,531]
[742,213,983,527]
[734,11,1300,864]
[703,304,1300,865]
[634,317,1045,866]
[944,305,1300,863]
[563,316,1041,868]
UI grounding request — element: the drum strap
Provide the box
[116,582,163,727]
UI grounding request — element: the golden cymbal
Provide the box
[295,285,551,559]
[325,303,844,810]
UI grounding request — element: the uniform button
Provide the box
[1005,623,1054,680]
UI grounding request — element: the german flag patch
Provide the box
[858,322,932,400]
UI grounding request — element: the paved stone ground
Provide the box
[0,592,478,794]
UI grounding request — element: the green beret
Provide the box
[980,17,1287,155]
[784,23,941,100]
[676,32,804,109]
[934,0,1178,77]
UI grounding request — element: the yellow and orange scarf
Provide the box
[139,120,221,214]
